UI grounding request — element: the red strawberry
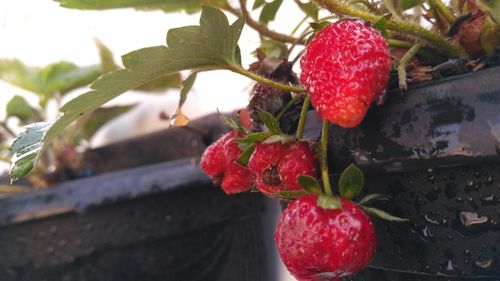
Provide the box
[201,131,254,194]
[300,20,391,128]
[275,195,376,281]
[248,141,317,197]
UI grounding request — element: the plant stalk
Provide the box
[320,120,333,197]
[296,95,311,139]
[227,64,306,93]
[312,0,467,58]
[428,0,456,24]
[398,42,424,90]
[277,94,302,120]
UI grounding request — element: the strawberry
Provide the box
[275,195,376,281]
[200,131,255,194]
[300,20,391,128]
[248,141,317,197]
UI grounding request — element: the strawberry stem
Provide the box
[277,94,302,120]
[227,64,307,93]
[312,0,467,58]
[397,42,424,91]
[427,0,456,24]
[320,120,333,196]
[296,95,311,139]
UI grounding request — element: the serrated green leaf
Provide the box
[259,0,284,24]
[263,134,296,144]
[95,39,119,73]
[373,15,390,37]
[362,206,409,222]
[81,105,136,139]
[297,175,322,194]
[179,72,197,108]
[295,1,319,20]
[258,110,282,134]
[238,131,272,143]
[11,7,245,178]
[317,194,343,210]
[237,143,255,166]
[358,193,390,205]
[9,122,52,179]
[339,164,364,199]
[6,96,37,122]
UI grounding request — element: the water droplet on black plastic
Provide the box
[486,176,494,185]
[473,170,481,178]
[481,194,497,206]
[427,175,436,183]
[464,249,471,256]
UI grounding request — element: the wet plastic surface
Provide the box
[302,67,500,280]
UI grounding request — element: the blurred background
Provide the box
[0,1,305,280]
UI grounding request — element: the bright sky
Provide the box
[0,0,304,146]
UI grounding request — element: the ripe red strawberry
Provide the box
[300,20,391,128]
[201,131,255,194]
[275,195,376,281]
[248,141,317,197]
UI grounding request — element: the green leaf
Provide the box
[358,193,390,205]
[39,62,102,105]
[309,20,331,32]
[373,15,390,37]
[263,134,296,144]
[0,59,43,94]
[95,39,119,73]
[0,59,102,105]
[295,1,319,20]
[81,105,136,139]
[54,0,230,13]
[297,175,322,194]
[135,73,181,92]
[238,131,272,143]
[317,194,343,210]
[277,190,309,199]
[237,143,255,166]
[10,6,245,178]
[6,96,37,122]
[9,122,52,179]
[253,0,266,10]
[256,40,288,58]
[339,164,364,199]
[259,0,284,24]
[258,110,282,134]
[218,110,243,132]
[179,72,197,108]
[362,206,409,222]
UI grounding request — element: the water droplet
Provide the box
[170,108,189,126]
[442,259,460,273]
[486,176,494,185]
[427,175,435,183]
[424,213,441,225]
[464,249,471,256]
[481,194,497,206]
[473,170,481,178]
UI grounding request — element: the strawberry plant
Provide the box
[6,0,500,280]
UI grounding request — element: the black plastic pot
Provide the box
[300,66,500,280]
[0,159,269,281]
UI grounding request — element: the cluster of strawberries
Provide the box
[202,20,393,281]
